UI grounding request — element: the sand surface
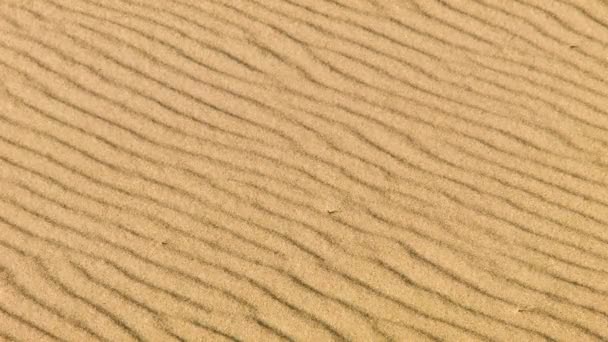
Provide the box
[1,0,608,340]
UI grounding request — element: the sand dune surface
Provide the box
[1,0,608,340]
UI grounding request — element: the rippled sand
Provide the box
[1,0,608,340]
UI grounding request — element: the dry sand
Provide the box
[1,0,608,340]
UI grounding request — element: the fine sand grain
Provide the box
[1,0,608,340]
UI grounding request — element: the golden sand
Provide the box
[1,0,608,340]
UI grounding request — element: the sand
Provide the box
[0,0,607,340]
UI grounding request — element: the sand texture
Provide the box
[1,0,608,340]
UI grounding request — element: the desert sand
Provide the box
[0,0,607,340]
